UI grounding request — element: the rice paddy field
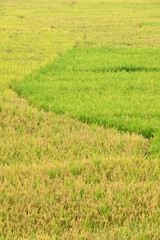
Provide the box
[0,0,160,239]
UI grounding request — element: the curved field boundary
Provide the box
[12,47,160,157]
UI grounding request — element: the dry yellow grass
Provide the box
[1,91,160,239]
[0,0,160,239]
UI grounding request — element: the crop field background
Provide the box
[0,0,160,239]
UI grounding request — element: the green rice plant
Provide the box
[13,47,160,156]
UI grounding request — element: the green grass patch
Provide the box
[138,22,160,27]
[13,47,160,155]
